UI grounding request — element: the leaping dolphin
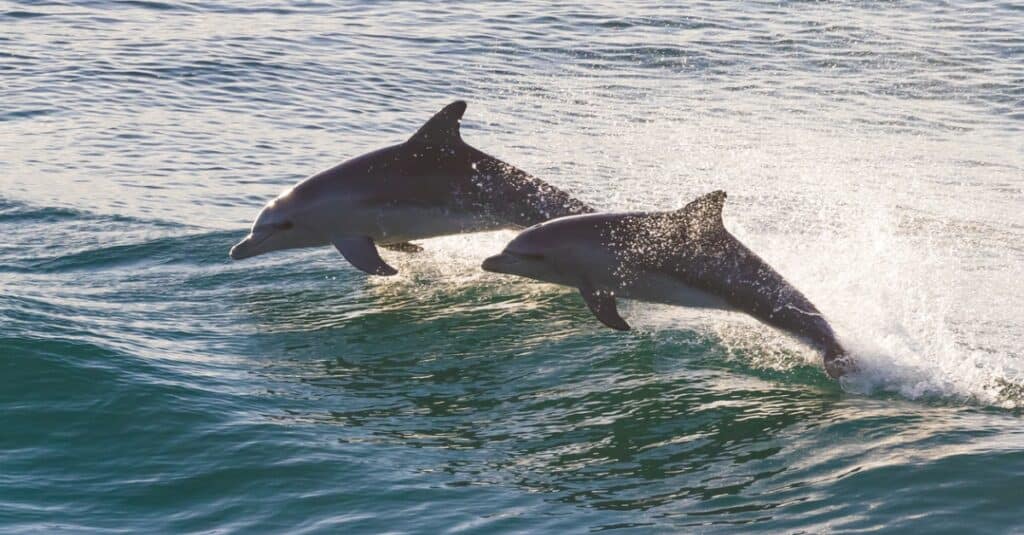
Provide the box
[230,101,593,275]
[482,191,854,378]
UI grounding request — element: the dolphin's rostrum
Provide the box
[230,101,593,274]
[482,191,854,378]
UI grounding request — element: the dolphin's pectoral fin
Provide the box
[579,286,631,331]
[381,242,423,253]
[331,236,398,276]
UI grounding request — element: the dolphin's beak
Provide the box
[481,252,516,274]
[229,236,254,260]
[229,231,271,260]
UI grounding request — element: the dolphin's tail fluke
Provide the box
[824,344,856,379]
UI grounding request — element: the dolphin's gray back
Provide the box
[678,232,840,354]
[606,192,842,355]
[293,101,593,229]
[459,144,595,228]
[397,99,594,227]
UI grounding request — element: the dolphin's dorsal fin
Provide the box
[675,190,727,233]
[408,100,467,146]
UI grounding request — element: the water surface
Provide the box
[2,1,1023,532]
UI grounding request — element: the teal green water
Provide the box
[2,1,1023,532]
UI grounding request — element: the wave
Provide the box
[2,194,1021,408]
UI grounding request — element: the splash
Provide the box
[469,105,1024,408]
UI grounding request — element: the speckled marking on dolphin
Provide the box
[483,191,854,378]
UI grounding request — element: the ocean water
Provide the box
[2,0,1023,532]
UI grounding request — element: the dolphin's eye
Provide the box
[274,221,294,231]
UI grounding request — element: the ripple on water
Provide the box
[2,0,1023,532]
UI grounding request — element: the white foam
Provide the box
[489,105,1024,408]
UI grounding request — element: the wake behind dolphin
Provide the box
[230,101,593,274]
[483,191,854,378]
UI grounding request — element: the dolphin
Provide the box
[481,191,853,378]
[229,101,593,275]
